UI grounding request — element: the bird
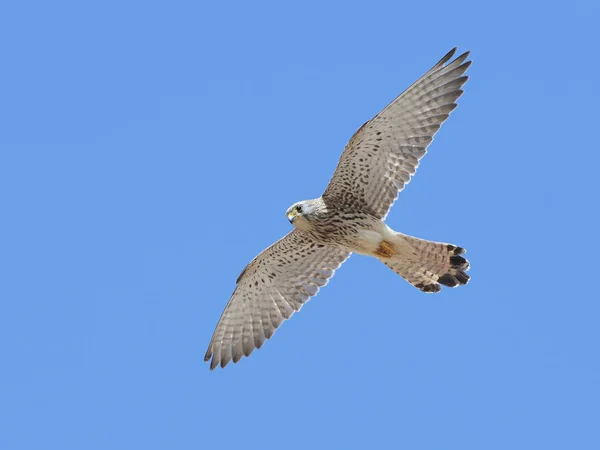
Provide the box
[205,47,472,370]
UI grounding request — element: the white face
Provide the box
[286,201,312,231]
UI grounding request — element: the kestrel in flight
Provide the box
[205,48,472,370]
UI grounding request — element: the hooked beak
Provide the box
[287,212,296,224]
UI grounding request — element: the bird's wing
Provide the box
[322,48,471,219]
[204,229,350,370]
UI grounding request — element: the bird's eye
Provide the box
[295,205,302,213]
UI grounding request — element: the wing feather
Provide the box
[204,230,350,370]
[323,48,471,219]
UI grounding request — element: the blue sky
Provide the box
[1,1,599,449]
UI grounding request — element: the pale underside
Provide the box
[205,48,471,369]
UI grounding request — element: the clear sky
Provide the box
[2,1,599,449]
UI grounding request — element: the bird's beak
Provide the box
[287,212,296,224]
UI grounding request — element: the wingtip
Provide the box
[205,348,223,370]
[207,355,220,370]
[440,48,472,70]
[455,51,472,67]
[438,47,457,67]
[434,47,473,72]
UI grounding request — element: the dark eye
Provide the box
[295,205,302,213]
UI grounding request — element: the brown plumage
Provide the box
[205,48,472,370]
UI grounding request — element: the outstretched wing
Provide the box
[204,229,350,370]
[322,48,471,219]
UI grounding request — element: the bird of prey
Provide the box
[205,48,472,370]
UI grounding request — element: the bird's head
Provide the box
[286,199,323,231]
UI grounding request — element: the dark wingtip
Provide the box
[205,347,220,370]
[457,50,471,63]
[437,47,457,68]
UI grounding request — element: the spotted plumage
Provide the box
[205,48,472,370]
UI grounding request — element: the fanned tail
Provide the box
[381,234,470,293]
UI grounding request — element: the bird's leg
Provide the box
[375,240,395,258]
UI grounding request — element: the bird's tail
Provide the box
[380,234,470,293]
